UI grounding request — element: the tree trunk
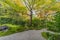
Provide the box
[29,9,33,26]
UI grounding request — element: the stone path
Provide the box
[0,29,46,40]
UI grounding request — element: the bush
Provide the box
[30,18,45,30]
[47,11,60,32]
[0,17,26,26]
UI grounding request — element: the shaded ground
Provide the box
[0,29,46,40]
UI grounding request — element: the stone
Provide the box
[0,26,8,31]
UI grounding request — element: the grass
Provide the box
[41,32,60,40]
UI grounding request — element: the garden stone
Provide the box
[0,26,8,31]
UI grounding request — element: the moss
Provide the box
[41,32,48,39]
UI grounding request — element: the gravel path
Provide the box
[0,29,46,40]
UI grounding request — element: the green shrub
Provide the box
[47,11,60,32]
[30,18,45,30]
[0,17,26,26]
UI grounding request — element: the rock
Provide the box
[0,26,8,31]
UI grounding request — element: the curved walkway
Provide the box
[0,29,60,40]
[0,29,46,40]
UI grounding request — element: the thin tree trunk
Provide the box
[29,9,33,26]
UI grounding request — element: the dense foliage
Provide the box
[47,11,60,32]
